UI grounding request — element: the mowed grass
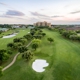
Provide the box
[0,29,80,80]
[0,29,29,49]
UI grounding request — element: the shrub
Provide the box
[47,38,54,43]
[42,33,46,36]
[3,53,9,60]
[7,50,13,54]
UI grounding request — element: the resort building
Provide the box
[34,21,51,27]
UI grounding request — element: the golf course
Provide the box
[0,29,80,80]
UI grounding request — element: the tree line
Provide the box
[59,29,80,42]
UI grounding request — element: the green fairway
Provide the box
[0,29,29,49]
[0,29,80,80]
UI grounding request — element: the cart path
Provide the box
[2,41,32,71]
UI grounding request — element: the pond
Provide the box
[3,33,18,38]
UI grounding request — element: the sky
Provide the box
[0,0,80,24]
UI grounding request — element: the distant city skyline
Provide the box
[0,0,80,24]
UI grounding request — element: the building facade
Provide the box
[34,21,51,27]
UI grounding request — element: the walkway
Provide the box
[2,41,32,71]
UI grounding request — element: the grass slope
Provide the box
[0,29,80,80]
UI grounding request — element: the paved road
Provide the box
[2,41,32,71]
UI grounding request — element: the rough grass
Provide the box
[0,29,80,80]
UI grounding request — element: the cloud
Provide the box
[76,18,80,20]
[30,11,49,17]
[16,17,27,20]
[30,11,64,19]
[29,18,39,22]
[6,10,25,16]
[40,9,45,11]
[70,10,80,14]
[0,2,14,9]
[0,2,25,16]
[0,2,8,6]
[30,11,52,21]
[0,9,25,20]
[51,15,64,18]
[64,5,69,8]
[0,15,13,18]
[0,15,27,20]
[30,12,65,21]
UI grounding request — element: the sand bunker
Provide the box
[32,59,49,72]
[3,33,18,38]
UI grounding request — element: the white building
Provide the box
[12,25,20,28]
